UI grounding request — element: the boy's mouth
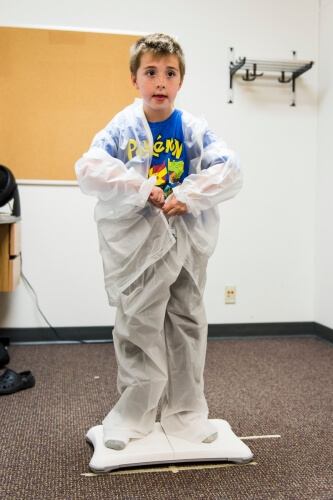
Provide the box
[153,94,167,100]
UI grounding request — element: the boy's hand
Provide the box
[162,194,188,216]
[149,186,165,208]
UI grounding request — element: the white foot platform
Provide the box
[86,419,253,473]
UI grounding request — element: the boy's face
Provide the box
[131,52,183,122]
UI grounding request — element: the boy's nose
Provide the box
[156,78,166,89]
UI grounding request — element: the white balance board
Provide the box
[86,419,253,473]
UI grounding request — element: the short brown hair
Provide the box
[130,33,185,81]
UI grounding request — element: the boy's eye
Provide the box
[146,70,155,76]
[167,71,176,77]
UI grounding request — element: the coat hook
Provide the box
[242,63,263,82]
[278,71,292,84]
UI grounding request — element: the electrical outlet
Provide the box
[225,285,236,304]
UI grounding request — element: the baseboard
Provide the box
[0,326,114,344]
[313,323,333,344]
[207,322,317,339]
[1,321,332,345]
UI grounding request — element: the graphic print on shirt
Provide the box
[147,110,188,198]
[148,155,185,198]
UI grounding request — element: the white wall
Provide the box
[0,0,322,331]
[315,0,333,330]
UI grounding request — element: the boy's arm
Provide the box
[75,147,156,209]
[171,138,243,217]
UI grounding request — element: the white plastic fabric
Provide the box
[75,99,243,306]
[103,235,217,443]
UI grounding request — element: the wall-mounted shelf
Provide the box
[228,49,314,106]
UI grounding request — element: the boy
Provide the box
[75,33,243,450]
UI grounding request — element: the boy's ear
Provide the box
[131,74,139,89]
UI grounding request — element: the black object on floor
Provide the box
[0,369,35,395]
[0,343,10,368]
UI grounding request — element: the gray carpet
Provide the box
[0,336,332,499]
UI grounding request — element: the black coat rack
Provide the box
[228,48,313,106]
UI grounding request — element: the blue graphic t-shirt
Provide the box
[148,110,188,198]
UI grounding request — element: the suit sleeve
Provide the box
[172,127,243,217]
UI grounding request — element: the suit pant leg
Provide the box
[160,266,218,442]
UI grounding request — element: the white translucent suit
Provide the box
[75,98,243,443]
